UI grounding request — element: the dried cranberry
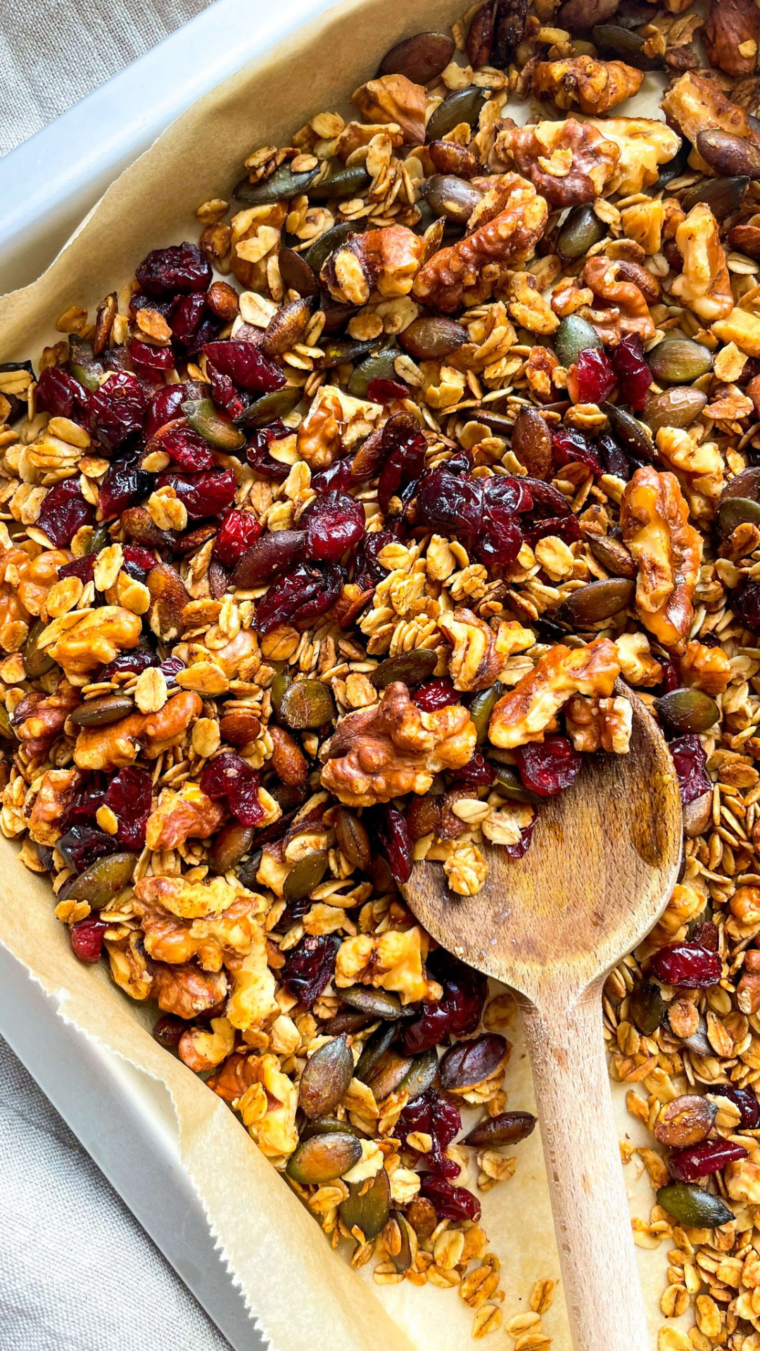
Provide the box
[413,678,459,712]
[397,1088,462,1176]
[649,942,722,989]
[281,934,340,1007]
[160,655,185,687]
[99,458,152,520]
[200,751,264,827]
[157,468,237,519]
[715,1083,760,1129]
[504,816,536,859]
[103,767,153,849]
[97,649,159,681]
[254,562,343,634]
[402,950,487,1055]
[377,417,427,511]
[214,510,262,568]
[311,458,354,493]
[415,468,483,536]
[305,490,366,561]
[88,371,147,452]
[670,734,711,806]
[135,242,211,298]
[418,1175,481,1222]
[37,479,95,547]
[446,449,473,475]
[448,751,495,788]
[659,660,681,694]
[58,555,96,585]
[515,736,582,797]
[57,825,121,874]
[523,513,582,547]
[354,529,394,592]
[691,920,718,951]
[128,339,175,375]
[145,383,192,438]
[203,341,285,394]
[60,787,106,830]
[122,545,158,581]
[596,432,631,481]
[366,378,409,403]
[552,427,603,476]
[478,477,529,569]
[152,1014,186,1048]
[734,580,760,633]
[153,424,215,471]
[70,915,108,963]
[569,348,616,405]
[371,805,413,885]
[246,421,291,480]
[170,292,207,346]
[611,334,652,411]
[36,366,88,420]
[668,1138,748,1182]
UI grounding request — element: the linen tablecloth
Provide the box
[0,6,234,1346]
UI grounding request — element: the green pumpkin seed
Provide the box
[681,175,749,220]
[208,822,254,874]
[315,338,374,371]
[67,853,137,909]
[233,164,319,206]
[286,1131,363,1184]
[339,1166,390,1239]
[283,850,329,902]
[426,87,486,142]
[462,1111,536,1148]
[183,398,245,452]
[348,350,400,399]
[654,687,719,734]
[271,670,293,722]
[388,1212,418,1273]
[300,1116,361,1141]
[469,683,503,745]
[719,497,760,536]
[371,649,438,689]
[306,221,362,275]
[492,763,543,804]
[68,337,103,392]
[399,317,467,361]
[334,810,372,872]
[601,402,655,461]
[657,1183,734,1229]
[70,694,135,727]
[24,618,56,678]
[235,385,301,429]
[298,1035,354,1119]
[339,985,409,1020]
[647,338,713,385]
[422,175,482,224]
[356,1024,399,1083]
[0,705,13,740]
[643,388,707,433]
[366,1050,415,1101]
[279,679,336,729]
[87,524,111,556]
[560,577,635,625]
[557,204,607,260]
[592,23,663,68]
[400,1047,439,1100]
[379,31,455,84]
[310,165,371,200]
[278,247,319,298]
[555,314,603,368]
[628,980,665,1035]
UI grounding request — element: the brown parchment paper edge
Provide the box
[0,1,681,1342]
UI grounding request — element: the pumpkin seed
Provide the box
[720,466,760,504]
[356,1024,399,1083]
[422,175,483,224]
[233,163,319,206]
[469,683,504,744]
[399,316,467,361]
[643,388,707,433]
[400,1047,439,1099]
[306,221,361,275]
[279,679,336,729]
[339,1165,390,1238]
[696,130,760,181]
[592,23,663,68]
[278,247,319,298]
[439,1033,508,1091]
[719,497,760,536]
[389,1212,418,1273]
[271,670,293,721]
[628,979,664,1035]
[310,165,371,200]
[555,314,603,367]
[365,1050,413,1101]
[286,1131,363,1184]
[371,650,438,689]
[315,338,374,371]
[300,1116,361,1141]
[283,850,329,902]
[298,1035,354,1119]
[426,88,486,142]
[339,985,409,1020]
[379,31,455,84]
[208,822,255,875]
[647,338,713,385]
[260,299,313,357]
[235,385,301,428]
[87,524,111,555]
[657,1182,734,1229]
[601,402,655,460]
[70,694,135,727]
[348,349,400,398]
[24,618,56,678]
[654,1095,717,1148]
[557,204,607,260]
[586,535,636,579]
[462,1111,537,1147]
[67,853,137,908]
[681,176,749,221]
[560,577,635,625]
[334,810,372,872]
[183,398,245,452]
[492,763,543,804]
[68,337,103,392]
[654,687,719,734]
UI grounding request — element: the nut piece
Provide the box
[14,680,79,758]
[351,73,426,145]
[413,174,548,314]
[0,547,70,651]
[488,637,621,749]
[662,71,758,171]
[490,118,620,207]
[565,694,633,753]
[533,57,644,114]
[320,680,477,806]
[133,888,265,971]
[269,725,308,785]
[335,926,442,1004]
[28,767,82,845]
[583,256,656,341]
[135,873,240,919]
[226,924,279,1030]
[151,962,228,1019]
[179,1017,236,1073]
[41,605,142,676]
[620,467,702,653]
[585,118,681,195]
[237,1053,298,1160]
[704,0,760,78]
[296,384,382,468]
[670,205,733,323]
[439,610,534,691]
[74,690,202,770]
[145,783,226,851]
[322,226,424,306]
[680,640,732,696]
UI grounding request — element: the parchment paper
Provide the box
[0,5,682,1344]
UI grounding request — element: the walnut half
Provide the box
[490,117,621,207]
[488,637,621,749]
[533,57,644,114]
[620,466,702,654]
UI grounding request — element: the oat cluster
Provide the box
[6,0,760,1340]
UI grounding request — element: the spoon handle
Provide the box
[519,983,649,1351]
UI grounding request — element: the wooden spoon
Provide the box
[402,684,682,1351]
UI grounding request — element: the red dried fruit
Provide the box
[232,530,307,587]
[372,805,413,885]
[57,825,121,874]
[214,510,262,568]
[515,736,582,797]
[58,555,96,585]
[691,920,718,952]
[103,767,153,849]
[157,468,237,519]
[504,817,535,859]
[377,417,427,512]
[122,545,158,581]
[305,490,366,561]
[135,242,211,298]
[397,1088,462,1177]
[207,362,249,421]
[402,951,487,1055]
[281,934,340,1007]
[611,334,652,411]
[418,1174,481,1222]
[447,750,495,786]
[668,1139,748,1182]
[203,341,286,394]
[254,562,343,634]
[97,650,160,681]
[128,339,175,374]
[413,678,459,712]
[145,384,193,438]
[552,427,603,476]
[36,366,88,420]
[311,459,354,493]
[366,377,409,403]
[568,348,616,405]
[735,580,760,632]
[170,292,207,346]
[70,914,109,963]
[354,529,394,591]
[200,751,264,828]
[649,943,722,989]
[37,479,95,547]
[152,424,215,471]
[246,420,291,480]
[717,1083,760,1128]
[523,514,582,547]
[415,468,529,569]
[152,1013,186,1047]
[99,458,153,520]
[88,371,147,452]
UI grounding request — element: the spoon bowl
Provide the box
[402,683,682,1351]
